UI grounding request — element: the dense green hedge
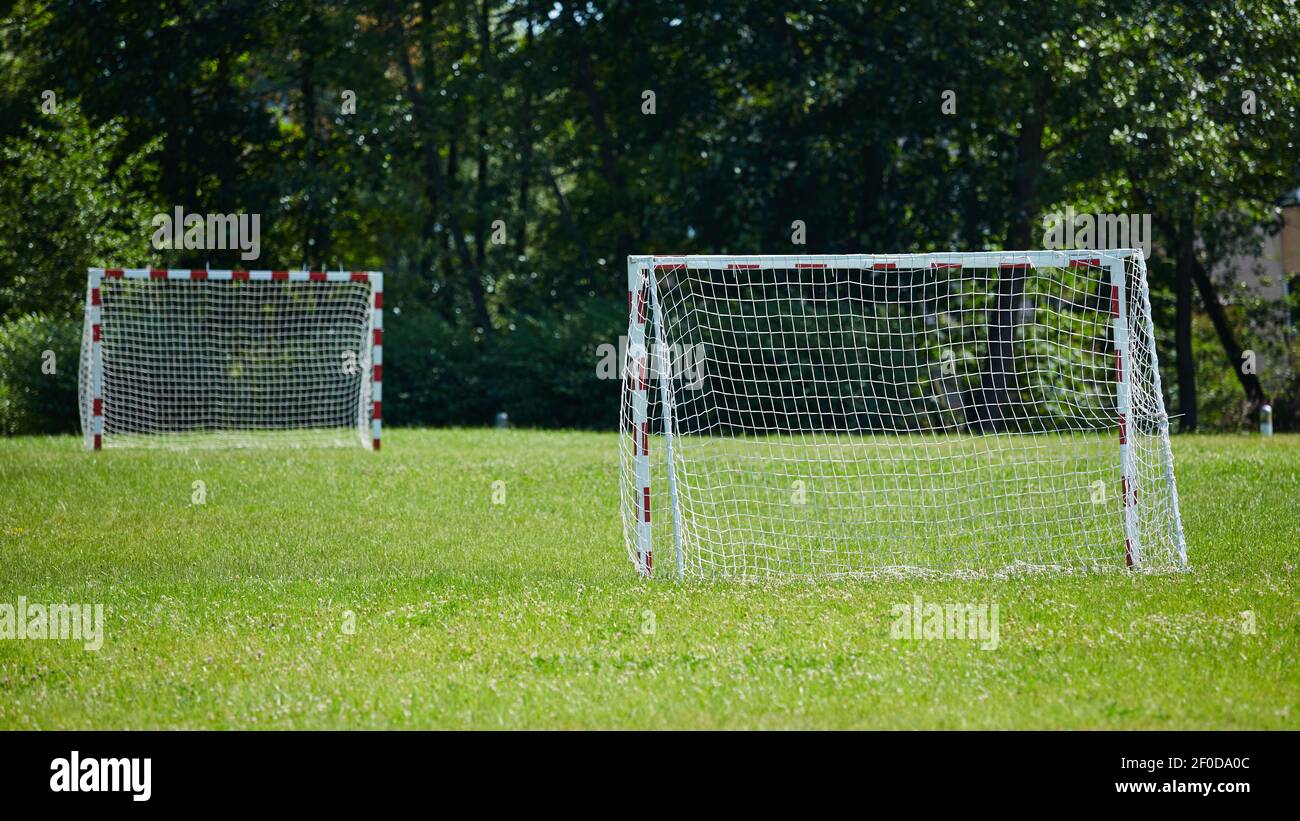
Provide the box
[3,292,1297,436]
[0,300,625,435]
[0,313,82,435]
[386,297,624,429]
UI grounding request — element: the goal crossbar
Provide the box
[636,250,1141,269]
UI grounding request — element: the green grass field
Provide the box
[0,430,1296,729]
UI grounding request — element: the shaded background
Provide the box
[1,0,1297,433]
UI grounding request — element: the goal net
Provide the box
[79,268,383,450]
[621,252,1187,577]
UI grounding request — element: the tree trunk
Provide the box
[1190,256,1267,408]
[411,0,438,293]
[474,0,490,271]
[515,7,535,260]
[1005,108,1045,250]
[1174,220,1198,431]
[564,1,631,265]
[544,165,589,266]
[967,107,1045,432]
[392,0,492,333]
[300,12,326,266]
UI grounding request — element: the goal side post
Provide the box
[84,268,105,451]
[627,258,653,575]
[647,268,685,579]
[1111,257,1141,568]
[370,272,384,451]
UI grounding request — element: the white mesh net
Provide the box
[621,252,1186,578]
[79,271,378,449]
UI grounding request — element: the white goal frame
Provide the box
[81,267,383,450]
[622,251,1188,578]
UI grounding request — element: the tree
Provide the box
[1110,1,1300,429]
[0,103,157,320]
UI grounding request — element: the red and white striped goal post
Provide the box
[625,251,1160,576]
[84,267,383,451]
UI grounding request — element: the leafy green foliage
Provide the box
[0,313,80,435]
[0,1,1297,429]
[0,103,158,321]
[386,297,623,428]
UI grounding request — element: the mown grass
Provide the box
[0,430,1296,729]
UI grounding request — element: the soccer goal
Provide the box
[79,268,383,450]
[621,252,1187,578]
